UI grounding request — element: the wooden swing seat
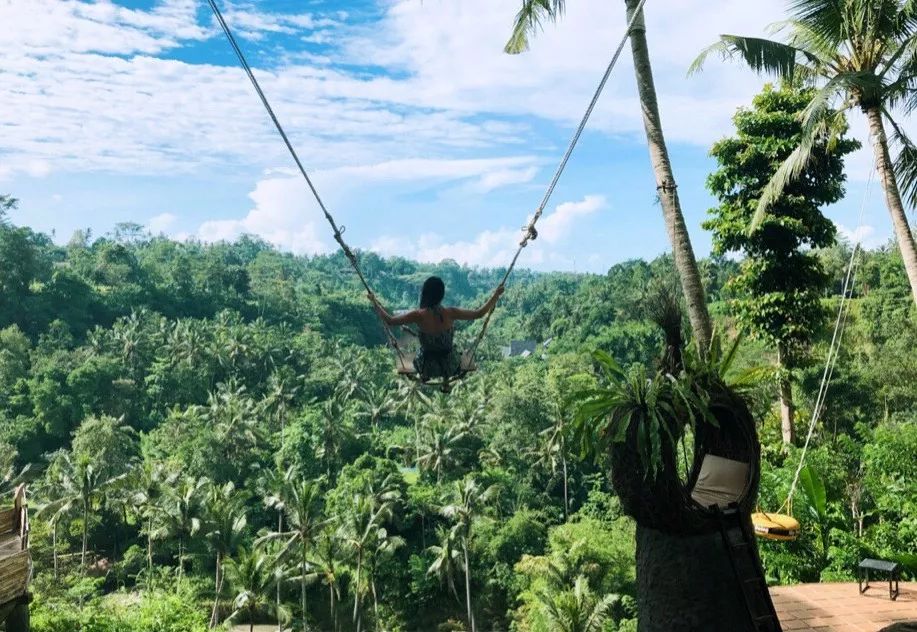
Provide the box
[751,512,800,541]
[396,350,476,380]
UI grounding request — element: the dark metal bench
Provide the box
[858,558,900,601]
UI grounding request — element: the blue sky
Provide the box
[0,0,896,273]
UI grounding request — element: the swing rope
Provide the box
[206,0,401,354]
[467,0,649,362]
[209,0,648,367]
[777,167,874,516]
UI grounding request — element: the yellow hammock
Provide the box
[751,511,800,542]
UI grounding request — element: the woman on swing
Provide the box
[368,276,504,392]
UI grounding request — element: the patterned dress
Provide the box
[414,307,462,379]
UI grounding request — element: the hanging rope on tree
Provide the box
[752,167,874,542]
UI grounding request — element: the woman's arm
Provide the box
[449,285,505,321]
[368,293,420,326]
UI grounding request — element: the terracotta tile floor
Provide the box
[771,582,917,631]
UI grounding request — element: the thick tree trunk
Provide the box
[777,345,795,445]
[463,540,475,632]
[625,0,713,353]
[635,525,753,631]
[865,107,917,306]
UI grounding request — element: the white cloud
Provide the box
[195,175,330,254]
[319,156,540,191]
[146,212,177,234]
[837,223,877,246]
[537,195,606,244]
[369,194,603,267]
[0,0,796,182]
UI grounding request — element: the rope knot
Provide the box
[519,225,538,247]
[657,181,678,194]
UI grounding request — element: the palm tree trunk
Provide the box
[353,550,362,624]
[777,344,795,445]
[371,577,379,631]
[81,499,89,574]
[865,106,917,306]
[147,518,154,590]
[53,521,59,581]
[210,552,222,628]
[624,0,712,352]
[561,452,569,520]
[301,552,308,632]
[462,539,475,632]
[277,514,283,632]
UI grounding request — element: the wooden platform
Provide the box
[772,582,917,631]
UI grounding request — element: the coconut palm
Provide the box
[203,481,248,628]
[160,475,207,579]
[535,408,571,519]
[225,547,289,632]
[36,451,76,581]
[503,0,714,351]
[130,461,177,589]
[417,416,469,484]
[691,0,917,306]
[354,383,396,433]
[426,526,462,604]
[441,476,499,632]
[339,492,397,632]
[536,575,617,632]
[40,450,129,573]
[265,370,298,443]
[258,471,325,632]
[307,528,344,632]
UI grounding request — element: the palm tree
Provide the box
[161,475,207,579]
[441,476,499,632]
[417,416,469,484]
[259,471,325,632]
[504,0,714,351]
[307,527,344,632]
[692,0,917,306]
[130,461,177,589]
[365,522,405,629]
[535,407,570,519]
[316,393,351,483]
[339,492,398,632]
[224,547,289,632]
[536,575,617,632]
[40,451,129,573]
[426,527,462,605]
[203,481,248,628]
[36,451,76,582]
[354,383,396,433]
[265,370,298,444]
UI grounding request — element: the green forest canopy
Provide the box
[0,199,915,630]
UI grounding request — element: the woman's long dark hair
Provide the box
[419,276,445,309]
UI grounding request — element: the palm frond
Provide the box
[689,35,818,80]
[787,0,847,50]
[504,0,565,54]
[886,110,917,207]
